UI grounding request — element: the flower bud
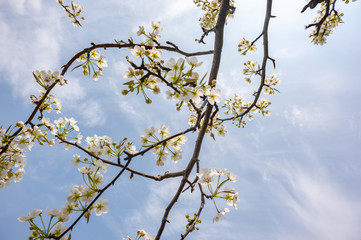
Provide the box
[16,121,25,128]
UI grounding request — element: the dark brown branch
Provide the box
[154,1,231,239]
[0,83,57,155]
[125,125,197,160]
[1,41,210,162]
[56,136,185,181]
[180,183,206,240]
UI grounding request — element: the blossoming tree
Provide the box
[0,0,357,239]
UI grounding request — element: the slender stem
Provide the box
[220,0,273,122]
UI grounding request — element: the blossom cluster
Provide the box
[193,0,235,31]
[238,38,257,55]
[0,125,27,189]
[0,114,84,189]
[136,21,162,46]
[18,208,70,240]
[120,22,166,103]
[308,1,344,45]
[75,49,108,81]
[223,94,272,127]
[17,195,109,240]
[141,125,187,166]
[57,0,84,27]
[188,106,226,139]
[16,135,137,239]
[243,60,260,84]
[33,70,66,89]
[30,90,62,114]
[164,57,207,109]
[1,121,53,188]
[263,73,281,95]
[83,135,137,159]
[196,168,239,222]
[122,45,163,103]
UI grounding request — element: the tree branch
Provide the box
[154,1,231,239]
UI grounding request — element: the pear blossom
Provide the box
[171,149,182,163]
[152,21,162,31]
[70,154,81,166]
[213,208,229,223]
[80,186,96,202]
[90,49,100,59]
[46,208,60,217]
[158,124,170,138]
[60,204,74,215]
[197,168,214,185]
[186,56,203,67]
[223,187,240,209]
[213,168,227,176]
[227,172,237,182]
[94,159,109,172]
[205,88,222,105]
[93,198,109,216]
[50,222,68,239]
[150,47,162,59]
[97,55,108,67]
[125,142,137,154]
[18,209,42,222]
[131,45,146,58]
[136,26,145,35]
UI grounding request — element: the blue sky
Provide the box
[1,0,361,239]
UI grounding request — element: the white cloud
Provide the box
[263,146,361,240]
[53,77,86,103]
[78,100,106,126]
[0,1,63,100]
[283,105,327,128]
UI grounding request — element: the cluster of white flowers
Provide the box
[136,21,162,45]
[57,0,84,27]
[33,70,66,89]
[308,1,344,45]
[196,168,239,222]
[120,23,166,103]
[188,108,227,139]
[223,94,272,127]
[263,73,281,95]
[17,194,110,239]
[141,125,187,166]
[123,46,163,102]
[243,60,260,84]
[256,98,271,116]
[164,57,208,109]
[193,0,235,31]
[76,49,108,81]
[51,117,82,145]
[30,90,62,114]
[18,208,69,240]
[0,121,57,189]
[84,135,137,159]
[238,38,257,55]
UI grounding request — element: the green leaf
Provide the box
[123,80,134,86]
[71,63,84,72]
[32,72,44,87]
